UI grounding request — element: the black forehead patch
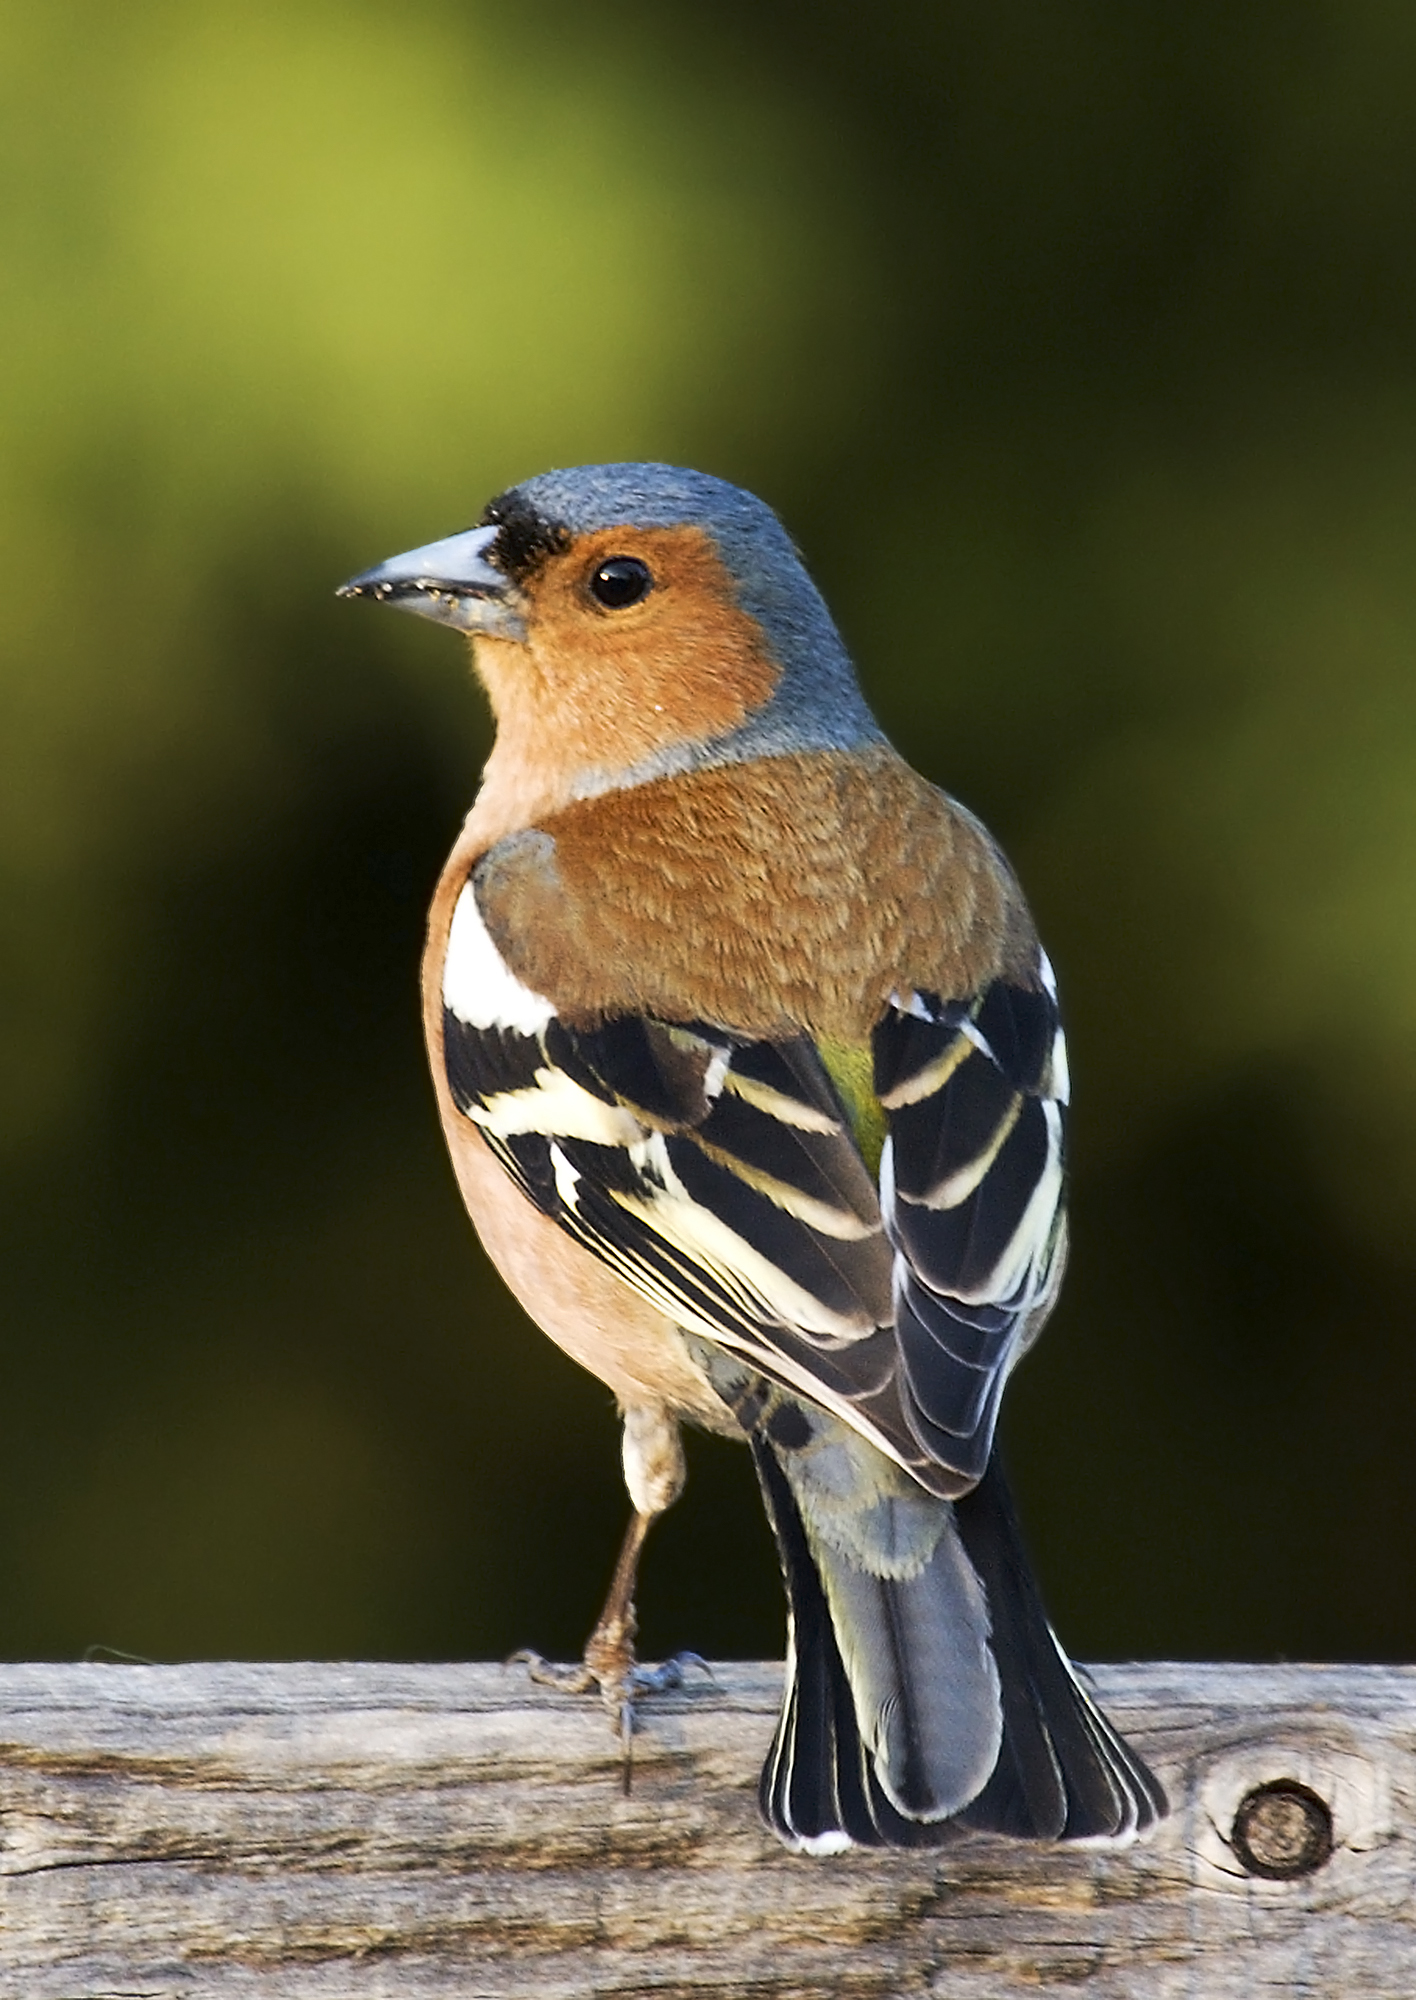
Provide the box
[478,489,573,584]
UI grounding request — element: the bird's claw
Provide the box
[509,1645,712,1793]
[508,1647,596,1695]
[508,1643,710,1706]
[625,1650,714,1695]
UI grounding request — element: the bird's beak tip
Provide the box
[335,524,524,637]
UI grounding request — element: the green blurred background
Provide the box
[5,0,1416,1668]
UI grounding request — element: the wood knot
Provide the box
[1231,1779,1334,1879]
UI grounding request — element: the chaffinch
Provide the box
[339,463,1164,1851]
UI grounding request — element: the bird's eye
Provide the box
[588,556,653,609]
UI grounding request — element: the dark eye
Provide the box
[589,556,653,609]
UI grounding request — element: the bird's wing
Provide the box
[440,875,1066,1499]
[872,963,1069,1489]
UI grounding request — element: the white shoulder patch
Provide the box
[442,879,555,1034]
[1050,1025,1071,1105]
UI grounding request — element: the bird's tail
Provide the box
[751,1438,1165,1850]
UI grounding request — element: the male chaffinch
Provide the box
[339,463,1164,1852]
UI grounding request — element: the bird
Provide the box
[338,462,1165,1852]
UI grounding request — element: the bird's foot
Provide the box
[510,1628,712,1789]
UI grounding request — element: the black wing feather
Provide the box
[875,977,1067,1488]
[443,876,1066,1499]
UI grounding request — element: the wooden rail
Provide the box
[0,1660,1411,1996]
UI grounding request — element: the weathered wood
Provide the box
[0,1660,1411,1997]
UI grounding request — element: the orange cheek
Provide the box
[525,525,781,771]
[463,524,785,848]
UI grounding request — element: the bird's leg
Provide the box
[579,1503,653,1699]
[514,1405,709,1782]
[518,1506,650,1695]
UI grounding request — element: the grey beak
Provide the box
[336,524,524,637]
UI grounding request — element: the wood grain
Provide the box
[0,1661,1412,1997]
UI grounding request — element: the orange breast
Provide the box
[470,746,1038,1041]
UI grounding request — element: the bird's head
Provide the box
[338,463,882,811]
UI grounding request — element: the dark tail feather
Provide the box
[950,1453,1166,1839]
[752,1438,941,1849]
[752,1440,1165,1850]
